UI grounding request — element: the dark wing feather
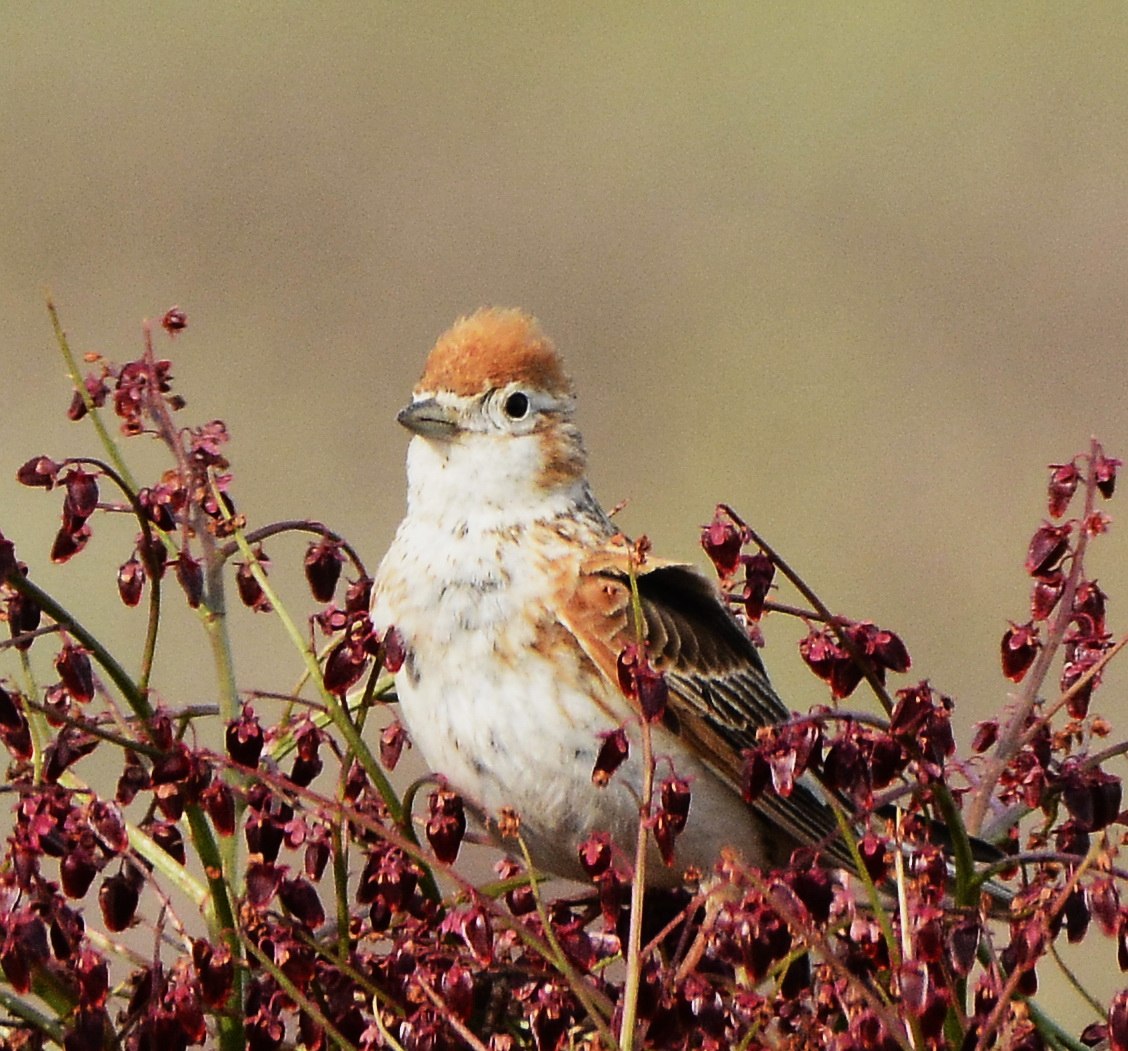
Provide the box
[558,549,850,867]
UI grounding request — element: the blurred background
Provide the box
[3,4,1127,1026]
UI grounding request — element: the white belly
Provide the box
[373,517,762,881]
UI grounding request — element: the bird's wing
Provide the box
[556,545,845,863]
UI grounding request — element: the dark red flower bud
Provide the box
[1001,621,1039,682]
[279,878,325,930]
[1110,989,1128,1051]
[616,643,668,721]
[149,821,186,865]
[0,687,31,761]
[305,836,330,882]
[382,625,406,673]
[741,748,771,802]
[343,759,367,801]
[7,590,40,652]
[1064,887,1090,944]
[971,719,999,752]
[244,861,282,908]
[344,575,373,614]
[1025,521,1072,577]
[1120,913,1128,974]
[74,949,108,1011]
[798,628,845,685]
[0,535,17,583]
[380,720,408,770]
[161,306,188,334]
[43,726,98,782]
[116,751,150,805]
[0,912,44,994]
[457,906,493,965]
[593,727,629,787]
[889,682,934,739]
[828,658,864,700]
[652,810,680,865]
[1095,451,1121,499]
[201,782,236,836]
[290,753,323,789]
[192,940,233,1010]
[1047,462,1080,517]
[88,800,128,854]
[660,777,691,831]
[244,809,285,864]
[858,832,889,883]
[442,961,475,1021]
[790,866,834,923]
[137,534,167,579]
[175,553,204,608]
[151,744,191,785]
[1031,572,1065,620]
[426,788,466,864]
[947,918,981,977]
[1061,660,1096,719]
[51,523,91,563]
[871,628,911,674]
[225,706,264,767]
[67,371,109,422]
[1074,579,1107,628]
[869,735,905,787]
[764,722,821,797]
[1063,769,1122,832]
[505,876,537,916]
[17,455,61,489]
[60,850,98,899]
[823,736,863,796]
[117,557,145,607]
[701,508,745,579]
[578,833,612,878]
[1091,879,1120,935]
[98,867,142,932]
[236,559,271,613]
[323,639,369,696]
[56,643,95,703]
[304,539,344,603]
[62,468,99,521]
[740,553,774,620]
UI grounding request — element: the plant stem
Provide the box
[47,297,137,490]
[185,804,245,1051]
[619,548,655,1051]
[4,573,153,725]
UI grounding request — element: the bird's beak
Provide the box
[396,398,461,440]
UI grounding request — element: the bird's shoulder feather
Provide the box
[554,540,845,862]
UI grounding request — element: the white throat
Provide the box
[404,432,584,533]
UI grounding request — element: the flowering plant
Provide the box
[0,305,1124,1050]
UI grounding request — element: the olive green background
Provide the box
[3,4,1128,1027]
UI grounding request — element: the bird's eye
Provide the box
[503,391,530,420]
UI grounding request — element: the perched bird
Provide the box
[371,308,837,883]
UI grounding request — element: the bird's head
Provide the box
[397,308,590,519]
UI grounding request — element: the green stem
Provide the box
[224,521,403,825]
[932,785,976,907]
[4,573,153,725]
[0,985,67,1042]
[620,553,653,1051]
[47,297,137,490]
[197,518,239,724]
[239,936,356,1051]
[185,805,245,1051]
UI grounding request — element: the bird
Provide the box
[371,307,840,884]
